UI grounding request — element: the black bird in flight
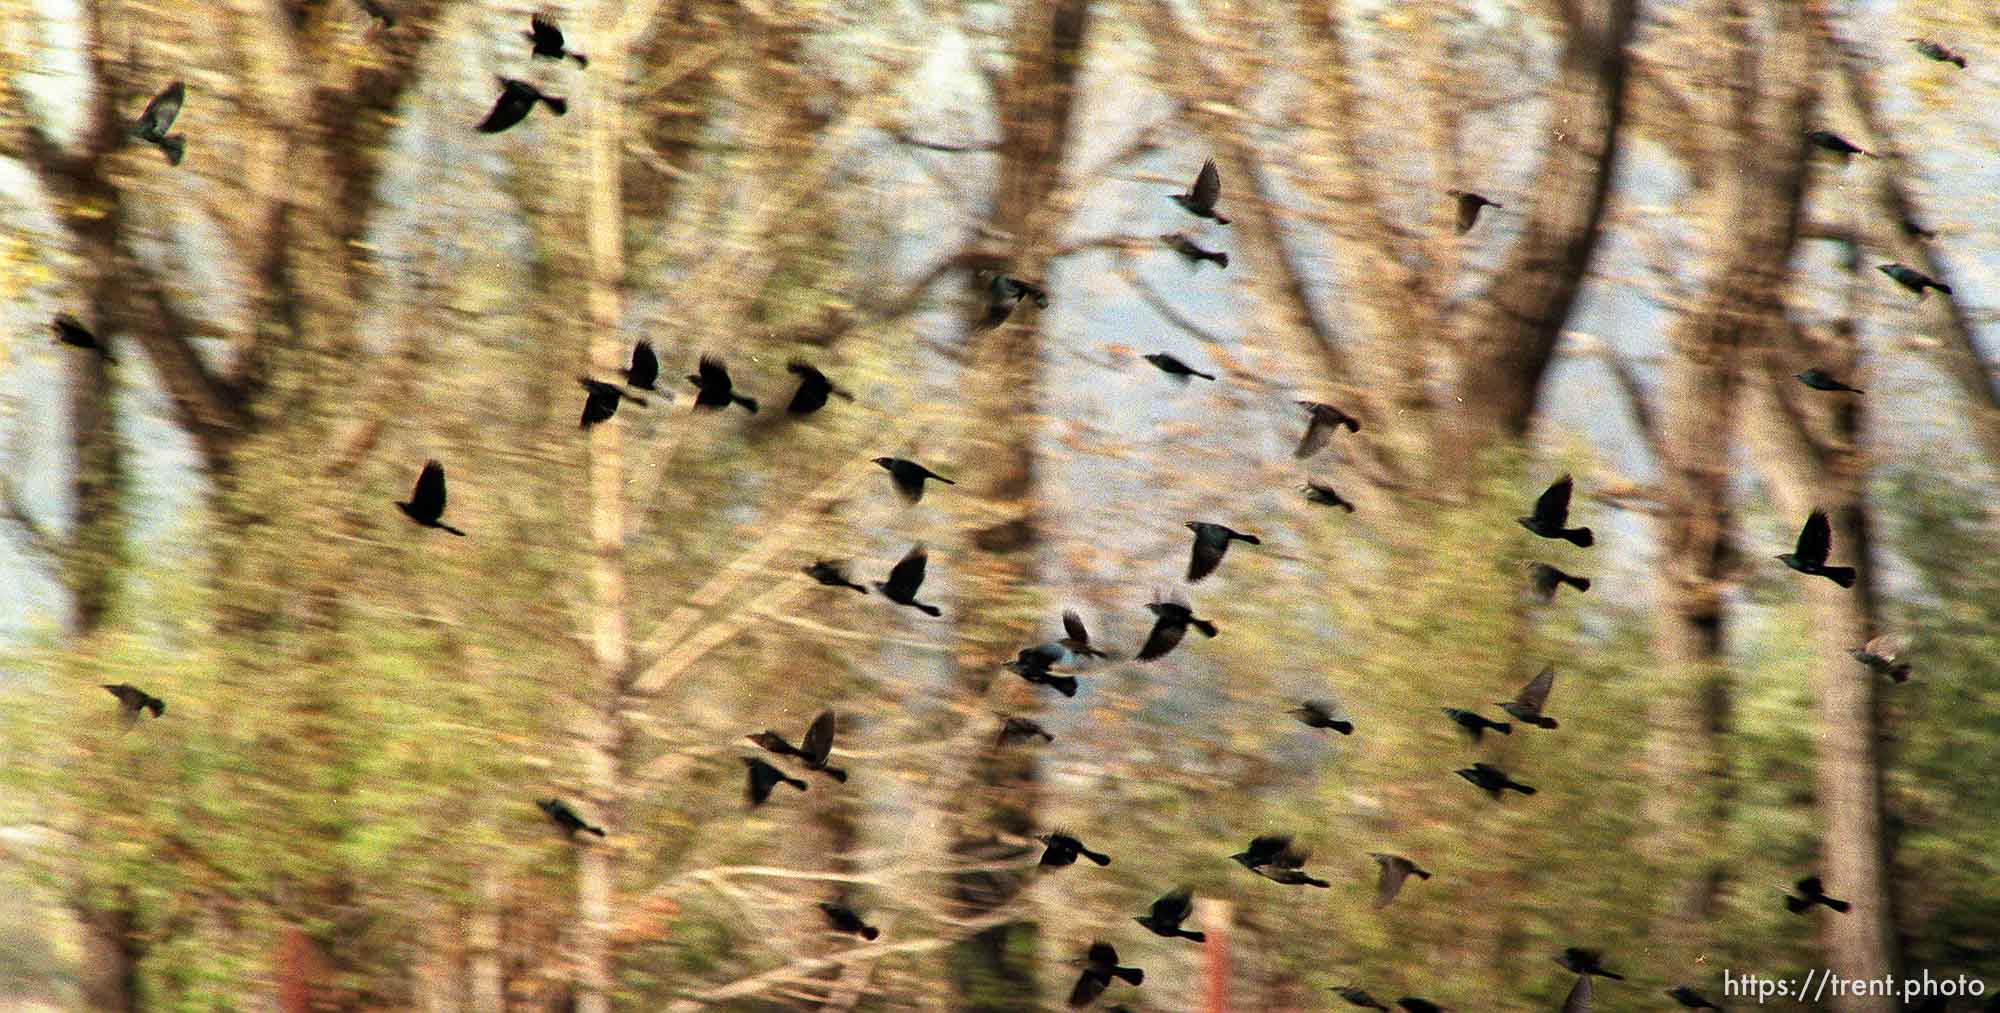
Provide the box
[1498,665,1559,729]
[1005,648,1079,698]
[132,81,186,165]
[537,798,605,838]
[1806,129,1875,159]
[1556,947,1625,980]
[102,683,165,719]
[1294,400,1361,458]
[1134,886,1206,942]
[1785,875,1850,914]
[1289,699,1352,734]
[51,315,116,363]
[743,756,807,806]
[1396,999,1447,1013]
[747,710,847,782]
[687,355,758,412]
[976,272,1049,331]
[1878,262,1951,297]
[1059,609,1109,659]
[1170,159,1230,224]
[1665,985,1722,1009]
[1186,521,1260,582]
[1301,480,1356,512]
[818,901,879,940]
[1528,562,1590,600]
[1370,852,1432,908]
[1795,367,1862,394]
[1850,634,1911,683]
[876,543,942,617]
[1229,834,1292,870]
[1442,707,1511,740]
[1162,231,1228,268]
[1137,592,1217,661]
[578,377,646,428]
[1456,762,1536,798]
[620,340,660,392]
[1235,836,1329,887]
[1518,474,1594,547]
[396,460,466,536]
[1038,830,1111,868]
[526,15,588,66]
[786,361,852,414]
[1909,37,1967,68]
[1561,974,1592,1013]
[997,715,1055,746]
[1332,986,1390,1010]
[1777,510,1855,588]
[1447,189,1501,234]
[478,78,567,133]
[872,456,954,503]
[1069,941,1144,1008]
[1144,352,1215,382]
[803,560,868,594]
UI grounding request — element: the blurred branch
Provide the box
[662,934,964,1012]
[0,475,61,569]
[1565,331,1659,458]
[888,126,1000,153]
[129,272,253,471]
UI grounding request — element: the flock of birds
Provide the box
[40,9,1969,1011]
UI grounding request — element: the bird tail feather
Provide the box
[917,603,942,617]
[1826,898,1851,913]
[1305,875,1331,888]
[824,767,849,783]
[1179,929,1207,942]
[1210,252,1229,268]
[1494,721,1512,735]
[1565,575,1591,592]
[570,52,589,67]
[1237,533,1262,545]
[440,523,467,537]
[1566,527,1594,547]
[1512,782,1537,796]
[1538,717,1560,729]
[1786,895,1810,913]
[159,134,185,166]
[1825,566,1857,588]
[585,825,607,837]
[542,95,569,116]
[1083,848,1111,866]
[1050,676,1078,698]
[1214,214,1231,225]
[734,395,759,413]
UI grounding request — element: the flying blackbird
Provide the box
[132,81,186,165]
[748,711,847,782]
[1442,707,1511,740]
[396,460,466,536]
[1059,610,1109,659]
[621,340,660,392]
[1370,853,1432,908]
[1785,876,1850,914]
[1295,400,1361,458]
[579,377,646,427]
[478,78,566,133]
[1301,480,1356,512]
[1038,830,1111,868]
[1806,130,1874,159]
[51,316,116,363]
[1447,189,1501,234]
[1290,700,1353,735]
[1562,974,1592,1013]
[1137,593,1217,661]
[526,15,588,66]
[1528,562,1589,600]
[876,543,942,617]
[1456,762,1536,798]
[1396,1000,1446,1013]
[1069,941,1144,1008]
[1134,887,1206,941]
[1777,510,1855,588]
[1849,634,1911,683]
[1170,159,1229,224]
[1162,232,1228,268]
[803,560,868,593]
[997,716,1055,746]
[1795,368,1862,394]
[1144,352,1215,382]
[744,756,807,806]
[1518,474,1594,547]
[1909,37,1967,68]
[872,457,954,503]
[687,355,758,412]
[1186,521,1260,582]
[976,273,1049,331]
[1665,985,1721,1009]
[102,683,165,719]
[1332,986,1391,1010]
[818,901,879,939]
[1556,948,1624,980]
[786,361,852,414]
[537,797,605,838]
[1242,838,1329,888]
[1878,262,1951,297]
[1498,665,1559,729]
[1005,653,1079,697]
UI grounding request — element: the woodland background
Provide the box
[1,0,1997,1010]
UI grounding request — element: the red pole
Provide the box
[1198,898,1232,1013]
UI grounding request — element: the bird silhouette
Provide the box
[396,460,466,536]
[1777,510,1855,588]
[1447,189,1501,233]
[1666,985,1722,1009]
[1289,700,1352,734]
[1295,400,1361,458]
[1442,707,1511,740]
[1456,762,1536,798]
[525,15,588,66]
[1133,887,1206,941]
[1144,352,1215,382]
[872,457,954,503]
[743,756,807,806]
[1396,999,1447,1013]
[803,560,868,594]
[1059,610,1109,659]
[875,543,942,617]
[1234,835,1328,887]
[1498,665,1559,729]
[621,340,660,392]
[1909,37,1967,68]
[1528,562,1590,600]
[1005,649,1079,697]
[132,81,186,165]
[687,356,758,412]
[102,683,165,719]
[1332,986,1391,1010]
[1170,159,1229,224]
[1162,232,1228,268]
[1785,875,1850,914]
[1795,368,1862,394]
[1370,853,1432,908]
[537,798,605,838]
[786,361,852,414]
[1849,634,1911,683]
[1301,480,1356,512]
[1518,475,1593,547]
[1186,522,1260,582]
[578,377,646,427]
[1806,130,1874,159]
[1878,262,1951,297]
[976,272,1049,331]
[1556,947,1624,980]
[996,716,1055,746]
[478,78,566,133]
[817,901,879,939]
[1038,830,1110,868]
[748,710,847,782]
[51,316,116,363]
[1137,593,1217,661]
[1069,941,1144,1008]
